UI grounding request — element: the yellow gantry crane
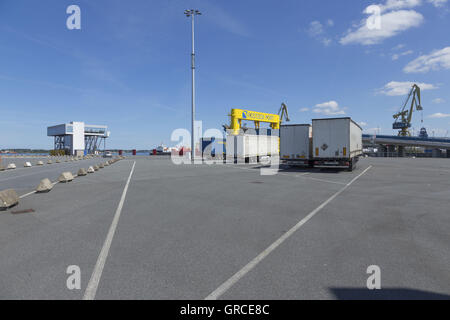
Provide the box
[393,84,423,136]
[226,103,290,135]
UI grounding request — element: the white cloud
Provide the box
[378,81,437,96]
[300,107,309,112]
[322,38,332,46]
[307,20,334,46]
[392,50,414,60]
[312,101,346,116]
[427,0,448,7]
[308,21,324,37]
[392,44,406,50]
[359,121,368,127]
[433,98,445,104]
[340,10,423,45]
[340,0,447,46]
[379,0,448,10]
[403,47,450,73]
[428,112,450,118]
[379,0,423,12]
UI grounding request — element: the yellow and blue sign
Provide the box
[241,110,278,123]
[229,108,281,135]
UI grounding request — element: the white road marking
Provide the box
[83,161,136,300]
[19,181,59,199]
[295,173,310,177]
[0,160,94,182]
[205,165,373,300]
[304,176,346,185]
[19,191,37,199]
[0,170,58,182]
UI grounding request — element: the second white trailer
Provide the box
[312,117,363,171]
[280,124,312,166]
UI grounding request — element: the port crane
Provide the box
[278,102,290,124]
[392,84,423,136]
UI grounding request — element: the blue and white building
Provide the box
[47,122,110,156]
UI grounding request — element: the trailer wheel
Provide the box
[347,160,354,172]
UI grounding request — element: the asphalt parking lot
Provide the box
[0,156,449,299]
[0,156,107,195]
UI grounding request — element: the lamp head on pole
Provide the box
[184,9,201,17]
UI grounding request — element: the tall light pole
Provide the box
[185,9,201,161]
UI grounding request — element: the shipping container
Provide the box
[312,117,362,171]
[226,134,279,163]
[280,124,312,166]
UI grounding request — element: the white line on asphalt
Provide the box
[19,190,37,199]
[0,169,58,182]
[205,165,373,300]
[19,181,59,199]
[83,161,136,300]
[0,161,93,182]
[303,176,346,185]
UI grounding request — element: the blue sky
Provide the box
[0,0,449,149]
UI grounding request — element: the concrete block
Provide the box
[7,163,16,170]
[0,165,5,171]
[24,162,32,167]
[58,172,74,183]
[37,161,44,166]
[87,166,95,173]
[0,189,19,210]
[98,163,104,169]
[36,178,53,193]
[47,160,53,164]
[56,159,61,163]
[94,165,99,171]
[77,168,87,176]
[104,162,110,166]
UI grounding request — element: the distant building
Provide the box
[47,122,110,156]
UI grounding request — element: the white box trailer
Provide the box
[280,124,312,166]
[312,117,363,171]
[226,134,279,163]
